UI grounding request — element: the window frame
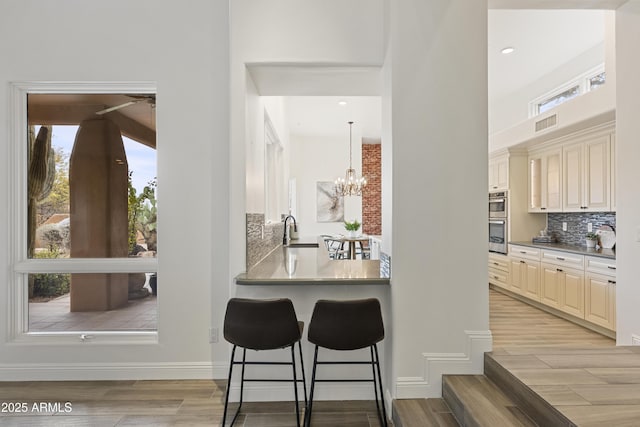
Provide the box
[528,64,606,117]
[8,81,158,344]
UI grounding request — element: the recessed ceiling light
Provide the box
[338,101,347,106]
[501,47,515,55]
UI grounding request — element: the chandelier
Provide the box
[335,121,367,196]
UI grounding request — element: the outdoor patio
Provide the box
[28,286,157,332]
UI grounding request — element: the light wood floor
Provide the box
[2,290,633,426]
[0,379,386,426]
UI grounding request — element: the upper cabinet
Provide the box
[489,154,509,191]
[528,148,562,213]
[523,124,615,214]
[563,134,610,212]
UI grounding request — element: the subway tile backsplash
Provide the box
[547,212,616,246]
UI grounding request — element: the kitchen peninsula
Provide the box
[235,236,390,285]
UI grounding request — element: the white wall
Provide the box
[490,42,605,134]
[614,0,640,345]
[389,0,491,398]
[489,11,616,152]
[289,134,363,236]
[0,1,230,377]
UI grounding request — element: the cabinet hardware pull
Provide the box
[520,251,526,254]
[493,262,499,266]
[556,257,565,261]
[608,280,616,284]
[520,260,525,264]
[557,268,563,272]
[607,266,616,270]
[541,207,547,210]
[494,276,500,280]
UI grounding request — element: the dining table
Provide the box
[332,235,370,260]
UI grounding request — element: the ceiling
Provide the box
[250,9,609,141]
[28,94,156,148]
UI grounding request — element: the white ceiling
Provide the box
[488,9,606,101]
[249,9,609,140]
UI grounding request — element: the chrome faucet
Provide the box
[283,215,297,245]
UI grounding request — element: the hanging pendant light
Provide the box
[335,121,367,197]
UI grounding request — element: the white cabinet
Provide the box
[585,256,616,331]
[611,134,616,212]
[563,135,611,212]
[509,245,540,300]
[489,252,510,290]
[489,155,509,191]
[540,250,585,319]
[528,148,562,213]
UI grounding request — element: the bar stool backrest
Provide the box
[308,298,384,351]
[224,298,301,350]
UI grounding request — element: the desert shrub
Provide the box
[36,221,70,253]
[31,249,70,298]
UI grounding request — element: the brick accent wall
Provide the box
[362,144,382,235]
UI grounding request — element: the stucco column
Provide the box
[69,118,129,311]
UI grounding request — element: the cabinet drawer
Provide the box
[585,256,616,277]
[489,254,509,272]
[541,250,584,269]
[509,245,541,261]
[489,268,509,288]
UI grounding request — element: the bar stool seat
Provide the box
[222,298,307,426]
[304,298,388,426]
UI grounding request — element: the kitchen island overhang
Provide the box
[235,237,390,286]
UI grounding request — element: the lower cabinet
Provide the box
[488,253,510,290]
[585,273,616,331]
[541,263,584,318]
[500,246,616,333]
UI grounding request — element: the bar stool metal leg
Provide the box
[222,345,237,427]
[373,344,388,427]
[304,345,320,427]
[298,340,308,407]
[370,346,382,421]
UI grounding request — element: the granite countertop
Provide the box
[235,236,391,285]
[509,241,616,260]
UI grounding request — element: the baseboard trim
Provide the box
[0,361,228,381]
[395,330,493,398]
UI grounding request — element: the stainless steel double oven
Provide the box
[489,191,507,254]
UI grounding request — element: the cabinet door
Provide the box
[545,150,562,211]
[510,259,524,294]
[489,156,509,191]
[611,134,616,212]
[528,156,543,212]
[584,136,610,211]
[540,264,561,309]
[585,274,616,331]
[522,261,540,301]
[563,143,583,211]
[559,268,584,318]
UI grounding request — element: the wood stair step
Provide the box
[442,374,538,427]
[484,352,575,427]
[392,398,459,427]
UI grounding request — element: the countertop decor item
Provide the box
[335,121,367,197]
[596,224,616,249]
[585,232,598,248]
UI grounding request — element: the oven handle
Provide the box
[489,220,506,224]
[489,198,505,203]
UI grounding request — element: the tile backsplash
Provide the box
[547,212,616,246]
[246,213,284,270]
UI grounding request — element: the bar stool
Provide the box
[304,298,388,426]
[222,298,307,426]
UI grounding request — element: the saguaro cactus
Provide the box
[27,126,55,299]
[28,125,55,257]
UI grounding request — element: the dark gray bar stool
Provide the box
[222,298,307,426]
[304,298,388,426]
